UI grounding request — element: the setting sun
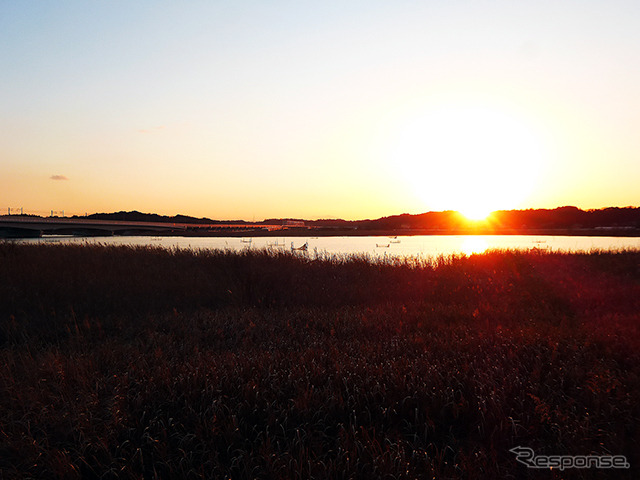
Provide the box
[387,102,550,216]
[460,206,493,221]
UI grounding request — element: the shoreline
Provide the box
[177,226,640,238]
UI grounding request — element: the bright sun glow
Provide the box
[460,205,492,221]
[388,102,549,215]
[461,236,489,255]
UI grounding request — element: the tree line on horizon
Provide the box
[75,206,640,231]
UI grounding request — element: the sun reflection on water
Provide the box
[461,236,489,255]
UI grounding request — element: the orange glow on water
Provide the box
[461,236,489,255]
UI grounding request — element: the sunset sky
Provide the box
[1,1,639,220]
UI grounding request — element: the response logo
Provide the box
[510,446,629,470]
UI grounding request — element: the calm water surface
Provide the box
[21,235,640,259]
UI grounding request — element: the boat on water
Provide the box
[291,241,308,251]
[376,243,390,248]
[241,238,253,243]
[268,239,285,247]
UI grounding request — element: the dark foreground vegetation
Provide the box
[0,243,639,479]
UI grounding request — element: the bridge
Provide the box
[0,216,288,238]
[0,215,189,237]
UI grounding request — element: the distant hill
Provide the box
[76,207,640,233]
[78,211,245,225]
[356,206,640,231]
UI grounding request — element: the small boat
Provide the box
[241,238,253,243]
[268,239,285,247]
[390,239,401,244]
[291,241,308,251]
[376,243,390,248]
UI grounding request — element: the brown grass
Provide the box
[0,243,638,478]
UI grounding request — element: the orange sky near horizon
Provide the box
[1,1,639,221]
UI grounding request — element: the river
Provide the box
[17,234,640,258]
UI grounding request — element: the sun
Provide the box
[460,205,493,221]
[387,101,549,215]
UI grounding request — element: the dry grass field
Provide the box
[0,243,638,478]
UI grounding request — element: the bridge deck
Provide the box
[0,216,286,237]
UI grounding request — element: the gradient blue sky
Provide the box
[1,1,639,219]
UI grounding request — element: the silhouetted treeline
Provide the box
[489,206,640,229]
[78,211,246,225]
[79,206,640,233]
[339,206,640,231]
